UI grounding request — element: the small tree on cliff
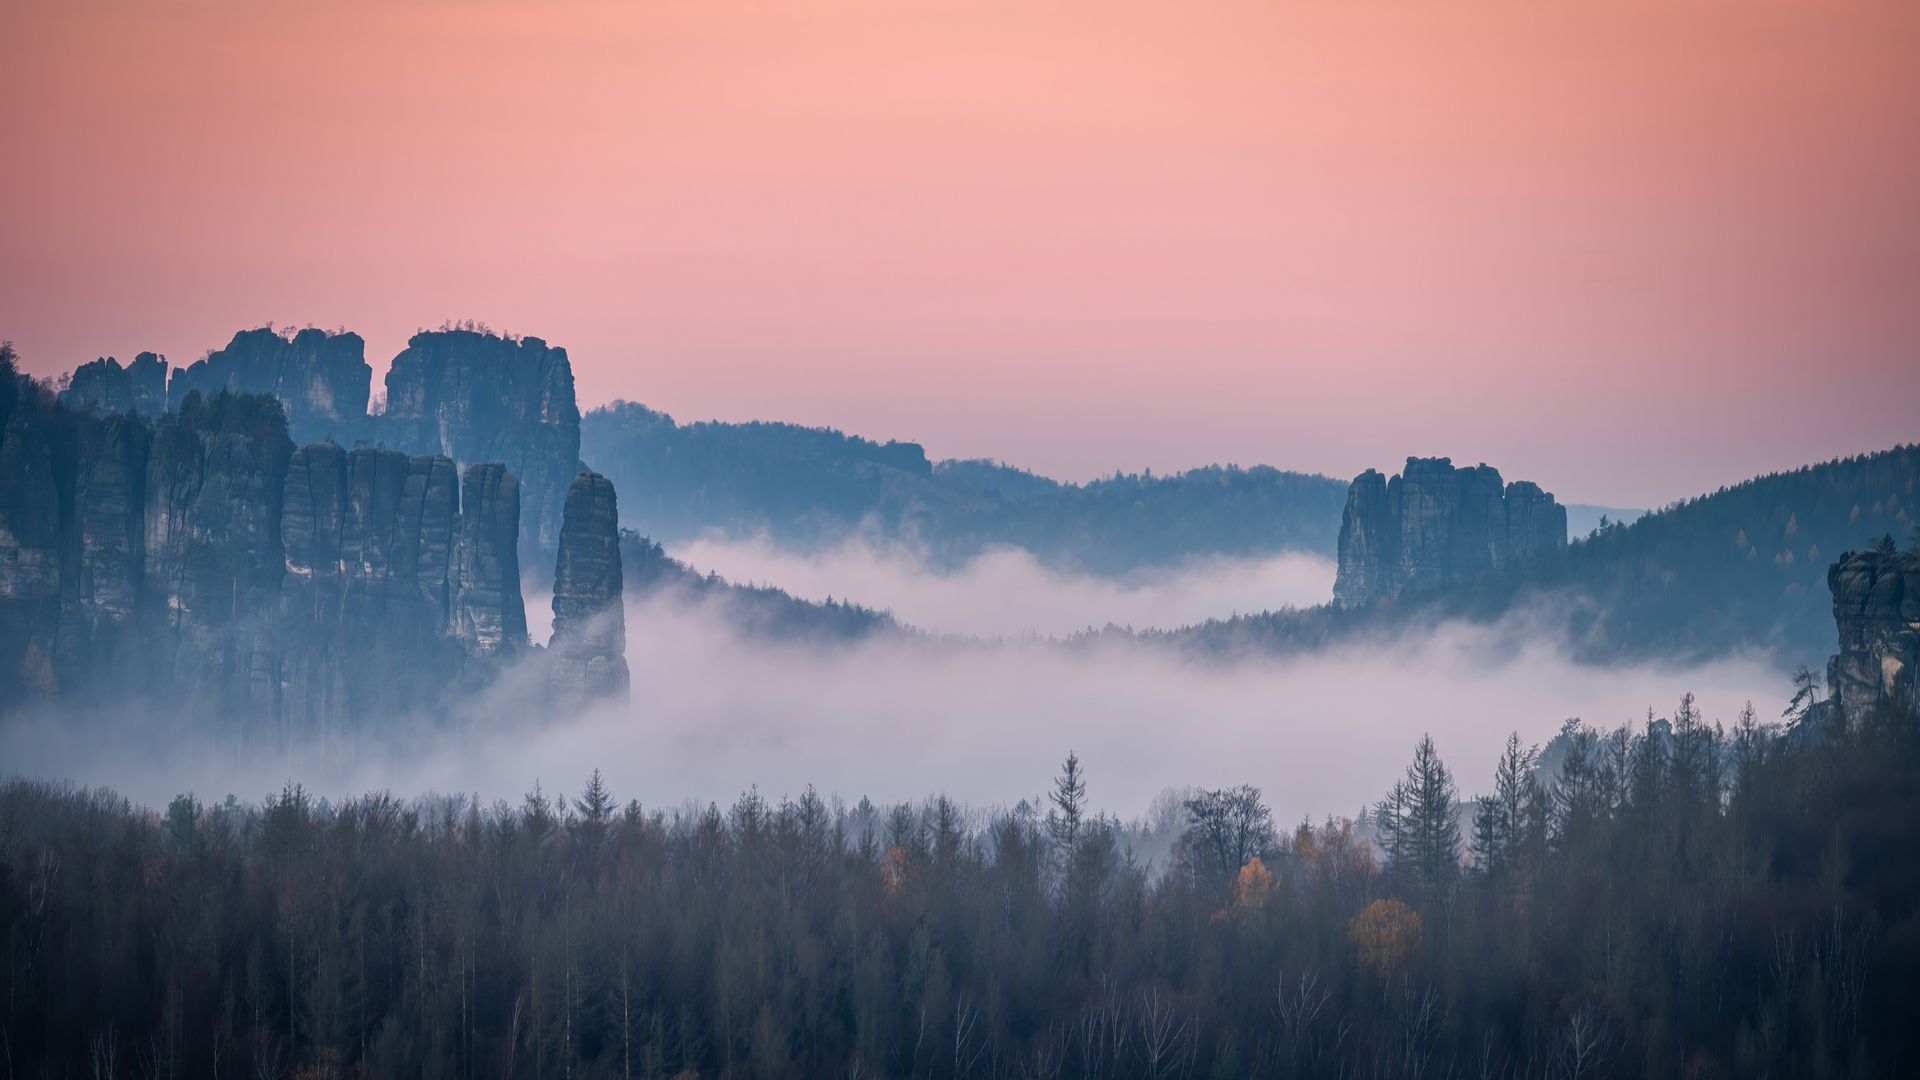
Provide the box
[1785,665,1823,726]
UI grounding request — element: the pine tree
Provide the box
[1471,733,1536,882]
[573,770,616,856]
[1046,752,1086,891]
[1405,735,1461,900]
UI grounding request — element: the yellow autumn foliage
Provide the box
[1234,856,1276,910]
[1348,898,1421,979]
[881,845,908,895]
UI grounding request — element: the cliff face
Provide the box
[50,326,583,572]
[56,414,151,680]
[1334,457,1567,606]
[451,463,527,657]
[0,379,72,702]
[167,328,372,445]
[1333,470,1396,607]
[383,331,581,567]
[548,471,628,705]
[278,444,469,744]
[59,353,168,417]
[143,392,297,718]
[6,345,629,737]
[1827,548,1919,720]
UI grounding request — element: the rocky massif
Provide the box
[58,352,168,417]
[167,327,373,444]
[1826,545,1919,720]
[1333,457,1568,606]
[1,346,627,740]
[52,326,583,570]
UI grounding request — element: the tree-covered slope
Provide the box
[581,402,1349,573]
[621,530,902,641]
[1167,444,1920,668]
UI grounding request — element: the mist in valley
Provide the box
[670,536,1339,638]
[8,545,1788,828]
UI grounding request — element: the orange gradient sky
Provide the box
[3,0,1916,507]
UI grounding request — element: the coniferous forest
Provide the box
[3,691,1915,1079]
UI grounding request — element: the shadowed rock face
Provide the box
[549,470,628,706]
[167,329,372,445]
[5,348,630,738]
[451,463,527,657]
[0,381,70,701]
[56,414,151,678]
[383,330,581,570]
[1827,548,1920,719]
[277,444,469,744]
[1333,470,1396,607]
[3,366,161,703]
[1334,457,1567,606]
[143,392,297,719]
[48,326,583,573]
[59,353,169,417]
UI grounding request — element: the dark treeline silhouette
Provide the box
[3,692,1916,1078]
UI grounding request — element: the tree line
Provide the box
[2,688,1917,1078]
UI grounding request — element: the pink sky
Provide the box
[2,0,1916,507]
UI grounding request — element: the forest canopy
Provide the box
[3,689,1915,1078]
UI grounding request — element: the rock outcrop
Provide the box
[142,391,297,719]
[167,328,372,445]
[1334,457,1567,606]
[0,376,71,702]
[1826,547,1920,720]
[55,414,151,679]
[548,471,628,705]
[5,342,630,739]
[59,353,168,417]
[47,326,583,573]
[277,444,469,744]
[383,330,581,568]
[451,463,527,657]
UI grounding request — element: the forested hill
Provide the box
[621,530,901,641]
[582,401,1351,573]
[1164,443,1920,667]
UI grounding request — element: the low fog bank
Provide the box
[672,536,1336,637]
[3,589,1786,828]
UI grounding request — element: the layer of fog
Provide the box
[7,591,1786,829]
[670,536,1338,637]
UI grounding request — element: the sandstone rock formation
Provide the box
[167,328,372,445]
[142,391,297,719]
[451,463,528,657]
[47,326,584,573]
[548,470,628,705]
[4,342,627,740]
[0,377,69,701]
[277,443,469,745]
[55,414,151,679]
[1826,546,1919,720]
[59,352,168,417]
[383,330,581,569]
[1334,457,1567,606]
